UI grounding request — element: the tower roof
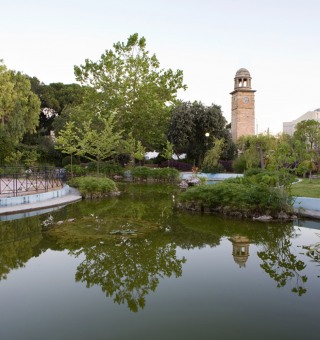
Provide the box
[235,68,251,78]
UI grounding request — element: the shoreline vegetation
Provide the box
[177,169,297,221]
[66,166,320,221]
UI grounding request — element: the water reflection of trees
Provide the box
[303,233,320,278]
[71,234,186,312]
[175,213,308,295]
[258,239,307,296]
[0,218,43,280]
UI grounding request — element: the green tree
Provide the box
[0,61,40,161]
[167,101,234,166]
[28,77,86,136]
[293,120,320,178]
[74,33,186,150]
[55,121,82,177]
[161,140,174,166]
[133,141,146,166]
[202,138,225,171]
[294,119,320,151]
[79,115,123,174]
[237,134,276,170]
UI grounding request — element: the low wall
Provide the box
[0,185,70,207]
[180,172,243,181]
[293,196,320,212]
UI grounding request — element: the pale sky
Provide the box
[1,0,319,134]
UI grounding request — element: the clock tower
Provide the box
[230,68,256,142]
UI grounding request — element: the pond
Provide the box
[0,183,319,339]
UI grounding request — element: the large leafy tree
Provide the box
[294,119,320,150]
[237,134,276,170]
[293,120,320,178]
[74,33,186,150]
[0,61,40,161]
[167,101,234,166]
[28,77,86,135]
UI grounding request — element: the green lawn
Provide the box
[291,178,320,198]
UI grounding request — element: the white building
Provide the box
[283,109,320,135]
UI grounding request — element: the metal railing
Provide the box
[0,166,66,198]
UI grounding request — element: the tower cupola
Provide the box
[234,68,252,90]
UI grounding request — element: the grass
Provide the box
[291,178,320,198]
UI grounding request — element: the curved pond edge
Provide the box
[0,185,82,218]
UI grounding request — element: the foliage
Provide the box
[232,156,248,173]
[68,176,118,198]
[159,160,193,171]
[294,119,320,150]
[4,149,39,167]
[219,160,234,173]
[131,166,180,182]
[202,162,225,174]
[202,138,225,171]
[65,164,86,176]
[178,178,293,217]
[133,141,146,162]
[55,121,82,176]
[167,101,235,165]
[74,33,186,150]
[0,61,40,161]
[78,115,124,173]
[161,140,174,164]
[86,162,124,177]
[293,120,320,178]
[237,134,276,170]
[28,77,86,136]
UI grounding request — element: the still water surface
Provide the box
[0,184,319,339]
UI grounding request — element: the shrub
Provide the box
[219,160,234,173]
[85,162,124,177]
[62,156,79,166]
[131,166,180,182]
[232,157,247,173]
[68,176,118,199]
[178,180,293,217]
[65,164,86,176]
[159,160,193,171]
[202,163,225,174]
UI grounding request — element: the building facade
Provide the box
[230,68,256,142]
[283,109,320,135]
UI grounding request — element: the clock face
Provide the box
[243,97,249,104]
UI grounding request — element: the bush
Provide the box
[178,180,293,217]
[68,176,118,198]
[131,166,180,182]
[159,160,193,171]
[232,157,247,173]
[202,163,225,174]
[85,162,124,177]
[65,164,86,176]
[219,160,234,173]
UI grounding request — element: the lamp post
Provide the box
[205,132,210,148]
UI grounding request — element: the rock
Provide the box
[229,211,243,218]
[179,180,189,189]
[67,218,75,222]
[253,215,273,221]
[56,220,64,225]
[113,175,123,180]
[277,211,289,220]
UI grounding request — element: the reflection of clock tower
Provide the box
[230,68,256,142]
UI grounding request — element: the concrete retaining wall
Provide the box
[293,196,320,212]
[0,185,70,207]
